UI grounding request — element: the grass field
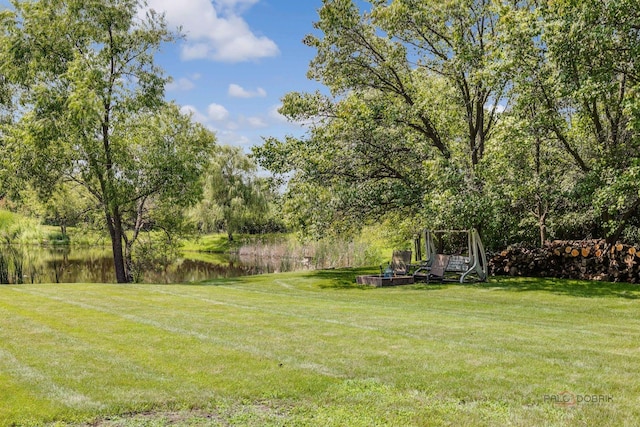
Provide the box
[1,270,639,426]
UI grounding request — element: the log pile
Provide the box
[489,240,640,283]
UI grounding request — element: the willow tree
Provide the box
[0,0,216,282]
[194,145,268,242]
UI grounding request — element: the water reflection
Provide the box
[0,245,314,284]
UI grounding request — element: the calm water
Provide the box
[0,245,314,284]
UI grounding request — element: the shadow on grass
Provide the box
[314,268,376,290]
[182,268,640,299]
[305,269,640,298]
[476,276,640,299]
[311,268,454,291]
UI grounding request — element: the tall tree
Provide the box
[304,0,508,167]
[0,0,215,282]
[256,83,461,237]
[256,0,511,239]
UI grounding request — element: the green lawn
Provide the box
[1,271,639,426]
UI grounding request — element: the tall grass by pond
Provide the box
[0,246,27,284]
[0,210,45,246]
[236,236,384,271]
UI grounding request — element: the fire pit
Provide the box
[356,274,415,287]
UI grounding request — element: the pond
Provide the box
[0,245,319,284]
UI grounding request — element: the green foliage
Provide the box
[256,0,640,248]
[0,209,45,244]
[0,0,216,281]
[129,234,182,283]
[255,0,512,244]
[17,182,93,237]
[193,145,270,240]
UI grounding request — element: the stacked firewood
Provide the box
[489,240,640,283]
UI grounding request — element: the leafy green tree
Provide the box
[0,45,15,201]
[500,0,640,242]
[115,105,215,277]
[255,0,640,246]
[195,145,268,242]
[303,0,508,168]
[0,0,215,282]
[256,85,450,239]
[257,0,509,239]
[19,181,93,237]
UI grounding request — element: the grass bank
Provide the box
[1,272,638,426]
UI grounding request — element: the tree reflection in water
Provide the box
[0,245,317,284]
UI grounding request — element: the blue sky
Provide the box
[146,0,327,150]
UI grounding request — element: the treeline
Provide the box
[253,0,640,251]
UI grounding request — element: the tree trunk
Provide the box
[105,210,129,283]
[124,240,134,283]
[539,217,547,248]
[120,196,147,283]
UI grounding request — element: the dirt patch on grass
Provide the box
[82,401,292,427]
[86,410,227,426]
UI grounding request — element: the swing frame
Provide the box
[411,228,488,283]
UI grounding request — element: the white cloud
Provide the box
[180,105,208,124]
[214,129,252,146]
[228,83,267,98]
[226,121,240,131]
[146,0,279,62]
[178,103,278,148]
[207,103,230,121]
[245,116,268,128]
[268,104,288,123]
[214,0,260,12]
[167,77,196,92]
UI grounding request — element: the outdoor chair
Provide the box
[426,254,450,283]
[391,250,412,276]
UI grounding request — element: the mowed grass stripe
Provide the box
[220,276,640,325]
[10,283,579,369]
[1,286,340,425]
[162,280,640,360]
[9,282,637,390]
[0,347,102,409]
[0,303,198,400]
[8,287,342,378]
[145,284,640,368]
[0,298,217,415]
[1,273,640,426]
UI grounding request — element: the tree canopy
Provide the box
[254,0,640,248]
